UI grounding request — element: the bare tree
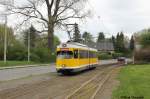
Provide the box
[8,0,90,51]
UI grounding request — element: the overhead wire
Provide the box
[87,0,112,36]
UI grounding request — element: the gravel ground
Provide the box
[0,64,121,99]
[0,60,118,81]
[94,67,121,99]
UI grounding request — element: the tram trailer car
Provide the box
[56,42,99,74]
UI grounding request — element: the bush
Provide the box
[30,53,40,62]
[98,52,113,60]
[3,43,56,63]
[7,44,27,61]
[32,48,56,63]
[140,32,150,48]
[0,44,4,60]
[112,52,124,59]
[135,47,150,63]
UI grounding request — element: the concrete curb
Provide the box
[0,64,54,70]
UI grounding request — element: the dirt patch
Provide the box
[95,67,121,99]
[0,65,121,99]
[0,72,56,91]
[0,66,107,99]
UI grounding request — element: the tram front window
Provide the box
[57,51,73,59]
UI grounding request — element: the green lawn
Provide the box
[113,64,150,99]
[0,61,49,67]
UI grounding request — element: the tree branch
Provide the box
[45,0,51,15]
[53,0,61,17]
[11,6,48,23]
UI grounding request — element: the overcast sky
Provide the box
[1,0,150,42]
[57,0,150,41]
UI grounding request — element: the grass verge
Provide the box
[113,64,150,99]
[0,61,50,67]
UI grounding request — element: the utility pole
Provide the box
[28,25,31,62]
[0,0,14,63]
[4,15,7,63]
[133,34,135,64]
[3,1,8,63]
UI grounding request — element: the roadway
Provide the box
[0,60,118,81]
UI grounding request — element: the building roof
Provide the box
[96,41,114,51]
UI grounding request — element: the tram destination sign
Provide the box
[60,48,69,51]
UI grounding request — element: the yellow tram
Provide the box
[56,42,98,74]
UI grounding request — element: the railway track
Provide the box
[65,64,120,99]
[0,64,120,99]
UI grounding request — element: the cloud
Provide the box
[81,0,150,38]
[1,0,150,42]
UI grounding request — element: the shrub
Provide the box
[140,32,150,48]
[30,53,40,62]
[32,48,56,63]
[112,52,124,59]
[135,47,150,63]
[7,44,27,61]
[4,44,56,63]
[98,52,113,60]
[0,44,4,60]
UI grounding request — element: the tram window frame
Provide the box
[74,50,78,59]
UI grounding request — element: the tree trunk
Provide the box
[48,22,54,52]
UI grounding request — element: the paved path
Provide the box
[0,60,118,81]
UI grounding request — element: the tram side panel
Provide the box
[89,51,98,68]
[78,49,90,70]
[77,50,98,69]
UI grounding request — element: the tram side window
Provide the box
[57,51,73,59]
[79,50,88,58]
[93,52,96,58]
[89,51,92,58]
[74,50,78,58]
[79,50,83,58]
[89,51,97,58]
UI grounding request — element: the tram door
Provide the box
[74,49,79,66]
[88,49,91,68]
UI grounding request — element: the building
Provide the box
[82,41,114,53]
[96,41,114,53]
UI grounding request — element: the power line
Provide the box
[87,1,96,16]
[100,18,111,35]
[87,1,112,36]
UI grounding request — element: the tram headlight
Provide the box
[62,64,66,67]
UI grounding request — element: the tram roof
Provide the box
[57,42,97,51]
